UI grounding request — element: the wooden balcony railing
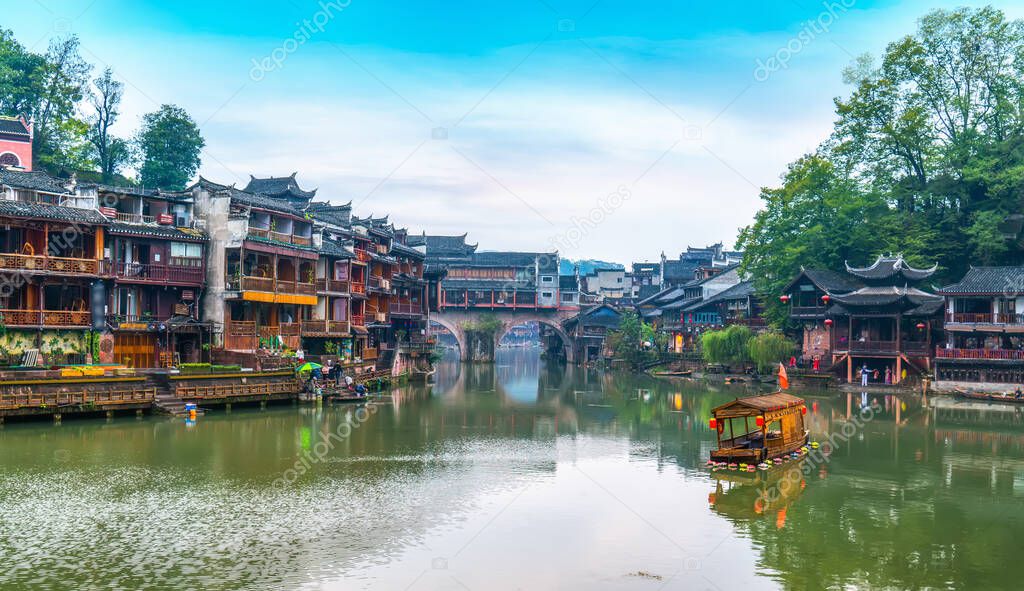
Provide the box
[0,309,90,327]
[113,262,204,284]
[351,314,365,327]
[296,282,316,295]
[316,278,350,293]
[362,347,378,360]
[936,347,1024,360]
[279,322,301,336]
[354,249,372,263]
[350,282,366,295]
[0,387,156,410]
[276,280,296,294]
[0,253,100,275]
[270,231,293,244]
[233,276,316,295]
[946,312,1024,325]
[847,340,897,353]
[301,319,350,335]
[390,302,423,315]
[790,305,828,316]
[292,236,312,247]
[237,276,276,292]
[248,227,270,239]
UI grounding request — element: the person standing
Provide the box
[861,364,870,386]
[812,356,820,372]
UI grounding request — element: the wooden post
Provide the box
[847,355,852,383]
[896,356,902,385]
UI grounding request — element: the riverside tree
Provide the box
[607,310,661,371]
[739,7,1024,327]
[701,325,752,369]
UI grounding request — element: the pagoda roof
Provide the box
[828,286,942,315]
[935,266,1024,296]
[306,201,353,228]
[0,116,30,139]
[845,254,937,282]
[783,267,863,294]
[244,173,317,201]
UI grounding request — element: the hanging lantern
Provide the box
[821,294,830,303]
[916,322,926,330]
[708,418,717,429]
[755,416,765,427]
[824,318,833,326]
[801,406,808,415]
[780,294,790,303]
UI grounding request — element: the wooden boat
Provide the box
[708,392,809,464]
[954,389,1024,404]
[652,369,693,377]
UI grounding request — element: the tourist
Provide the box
[860,364,870,386]
[885,367,892,385]
[812,356,820,372]
[1015,387,1022,400]
[789,356,797,369]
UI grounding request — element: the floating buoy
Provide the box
[811,442,820,449]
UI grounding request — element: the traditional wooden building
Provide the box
[0,170,107,364]
[934,266,1024,387]
[563,304,621,364]
[784,255,943,383]
[437,251,560,310]
[90,184,209,367]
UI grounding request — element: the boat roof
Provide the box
[712,393,805,415]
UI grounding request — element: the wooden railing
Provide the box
[301,319,350,335]
[791,305,828,316]
[296,282,316,295]
[390,302,423,315]
[350,282,366,295]
[0,253,100,275]
[947,312,1024,325]
[354,249,372,263]
[847,340,897,353]
[292,236,311,247]
[248,227,270,239]
[351,314,365,327]
[936,347,1024,360]
[0,387,156,410]
[270,231,293,244]
[362,347,378,360]
[316,278,350,293]
[113,262,204,284]
[175,381,295,400]
[237,276,275,292]
[279,322,301,336]
[234,276,315,295]
[0,309,90,327]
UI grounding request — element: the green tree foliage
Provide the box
[0,31,93,174]
[747,331,795,372]
[607,310,660,371]
[740,7,1024,322]
[135,104,205,189]
[701,325,753,367]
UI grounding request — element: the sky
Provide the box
[8,0,1024,265]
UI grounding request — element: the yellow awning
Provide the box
[241,292,317,305]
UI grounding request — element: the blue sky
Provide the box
[10,0,1024,263]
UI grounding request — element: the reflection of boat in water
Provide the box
[954,389,1024,405]
[708,393,810,466]
[708,466,808,520]
[652,370,693,378]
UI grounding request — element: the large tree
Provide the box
[134,104,204,189]
[87,68,129,182]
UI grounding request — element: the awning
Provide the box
[352,325,369,334]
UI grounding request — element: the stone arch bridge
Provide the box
[431,309,578,363]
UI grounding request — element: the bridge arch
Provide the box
[495,317,575,364]
[429,316,467,358]
[431,309,578,363]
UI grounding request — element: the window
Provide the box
[541,276,553,283]
[170,242,203,267]
[542,292,552,298]
[561,293,575,302]
[0,152,20,167]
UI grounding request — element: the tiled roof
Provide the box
[845,254,937,282]
[107,222,207,242]
[831,286,941,307]
[306,201,352,228]
[684,280,755,311]
[0,199,107,224]
[0,170,71,194]
[390,241,424,259]
[193,177,306,216]
[935,266,1024,295]
[0,116,30,138]
[244,174,317,200]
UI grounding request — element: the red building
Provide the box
[0,115,32,171]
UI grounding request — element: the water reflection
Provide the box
[0,349,1022,589]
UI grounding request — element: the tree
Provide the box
[701,325,752,368]
[747,331,795,373]
[87,68,129,181]
[607,310,660,371]
[135,104,204,189]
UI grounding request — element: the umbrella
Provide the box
[295,362,323,373]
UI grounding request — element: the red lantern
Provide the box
[824,318,833,326]
[821,294,830,303]
[755,416,765,427]
[801,406,808,415]
[780,295,790,303]
[708,418,717,429]
[916,322,926,330]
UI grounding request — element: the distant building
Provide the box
[630,261,662,301]
[660,243,742,288]
[0,115,32,171]
[581,266,626,302]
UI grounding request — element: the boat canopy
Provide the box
[712,393,805,419]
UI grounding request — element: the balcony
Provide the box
[946,312,1024,325]
[113,262,204,284]
[350,282,366,295]
[354,249,372,263]
[247,227,313,247]
[0,309,91,327]
[351,314,366,327]
[316,278,350,293]
[301,319,350,336]
[844,340,929,355]
[232,276,315,295]
[790,305,828,317]
[106,314,174,328]
[115,212,156,225]
[0,253,100,276]
[390,302,423,316]
[936,347,1024,361]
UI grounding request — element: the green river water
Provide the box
[1,349,1023,590]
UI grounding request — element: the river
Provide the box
[1,349,1023,590]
